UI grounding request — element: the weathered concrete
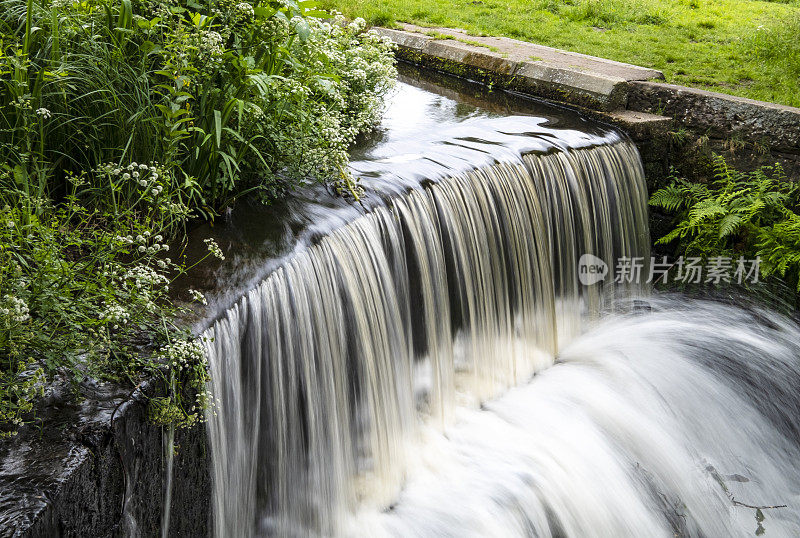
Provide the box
[377,25,663,111]
[629,81,800,155]
[385,24,663,79]
[378,25,800,183]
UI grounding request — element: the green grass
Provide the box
[324,0,800,107]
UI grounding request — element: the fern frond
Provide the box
[718,214,743,239]
[683,182,712,201]
[656,225,688,245]
[649,185,685,211]
[688,199,726,224]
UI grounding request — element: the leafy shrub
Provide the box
[0,0,396,432]
[650,156,800,290]
[0,0,395,211]
[0,171,224,435]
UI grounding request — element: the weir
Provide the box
[201,72,649,536]
[197,68,800,538]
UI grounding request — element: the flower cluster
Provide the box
[97,161,162,185]
[189,289,208,305]
[11,96,31,110]
[100,302,130,327]
[250,11,395,187]
[348,17,367,33]
[1,295,30,323]
[235,2,254,18]
[204,238,225,260]
[158,339,205,371]
[123,264,170,291]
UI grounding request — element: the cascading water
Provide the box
[199,75,800,537]
[203,131,649,534]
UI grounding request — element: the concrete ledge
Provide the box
[378,25,800,179]
[378,25,664,111]
[384,24,663,80]
[629,81,800,155]
[604,110,673,140]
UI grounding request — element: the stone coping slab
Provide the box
[394,24,664,81]
[377,25,664,111]
[378,25,800,160]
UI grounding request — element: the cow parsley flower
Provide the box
[204,238,225,260]
[3,296,30,323]
[158,339,205,371]
[189,289,208,305]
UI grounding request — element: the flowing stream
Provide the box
[199,73,800,537]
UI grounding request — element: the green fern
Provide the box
[650,158,800,289]
[757,213,800,289]
[649,184,685,212]
[718,214,743,239]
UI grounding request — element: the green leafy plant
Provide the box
[0,0,395,214]
[0,167,225,435]
[0,0,396,433]
[650,155,800,289]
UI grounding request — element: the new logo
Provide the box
[578,254,608,286]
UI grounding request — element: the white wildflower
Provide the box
[189,289,208,305]
[236,2,254,17]
[3,296,30,323]
[348,17,366,33]
[204,238,225,260]
[158,339,206,372]
[100,303,130,324]
[123,264,169,289]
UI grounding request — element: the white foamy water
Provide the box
[345,298,800,537]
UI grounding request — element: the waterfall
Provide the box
[202,136,650,536]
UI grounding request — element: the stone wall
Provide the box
[377,25,800,185]
[0,380,211,538]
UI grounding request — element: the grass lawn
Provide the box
[322,0,800,107]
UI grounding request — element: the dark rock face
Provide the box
[0,380,211,538]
